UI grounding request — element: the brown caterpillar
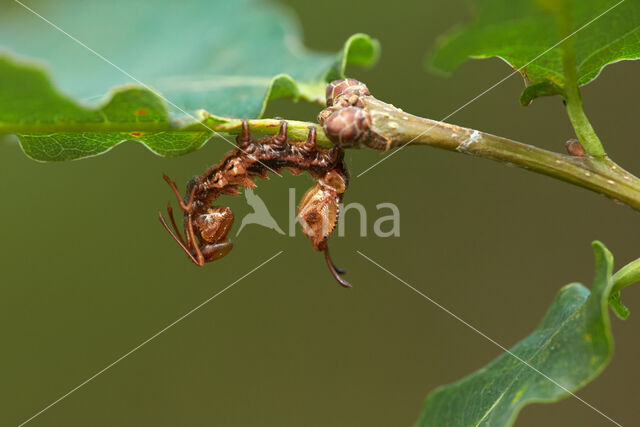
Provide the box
[159,120,352,288]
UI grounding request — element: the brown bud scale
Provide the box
[323,107,371,148]
[566,139,587,157]
[325,78,370,106]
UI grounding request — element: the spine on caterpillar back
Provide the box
[189,121,349,215]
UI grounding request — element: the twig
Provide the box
[358,96,640,212]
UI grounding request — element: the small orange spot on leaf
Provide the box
[130,132,143,137]
[135,109,148,116]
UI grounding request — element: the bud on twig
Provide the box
[565,138,587,157]
[319,78,388,150]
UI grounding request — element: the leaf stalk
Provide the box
[561,41,605,157]
[555,2,605,157]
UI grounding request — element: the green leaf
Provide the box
[0,0,379,161]
[416,241,618,427]
[520,80,565,106]
[608,291,630,319]
[430,0,640,104]
[608,256,640,319]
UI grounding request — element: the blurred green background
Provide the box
[2,0,640,425]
